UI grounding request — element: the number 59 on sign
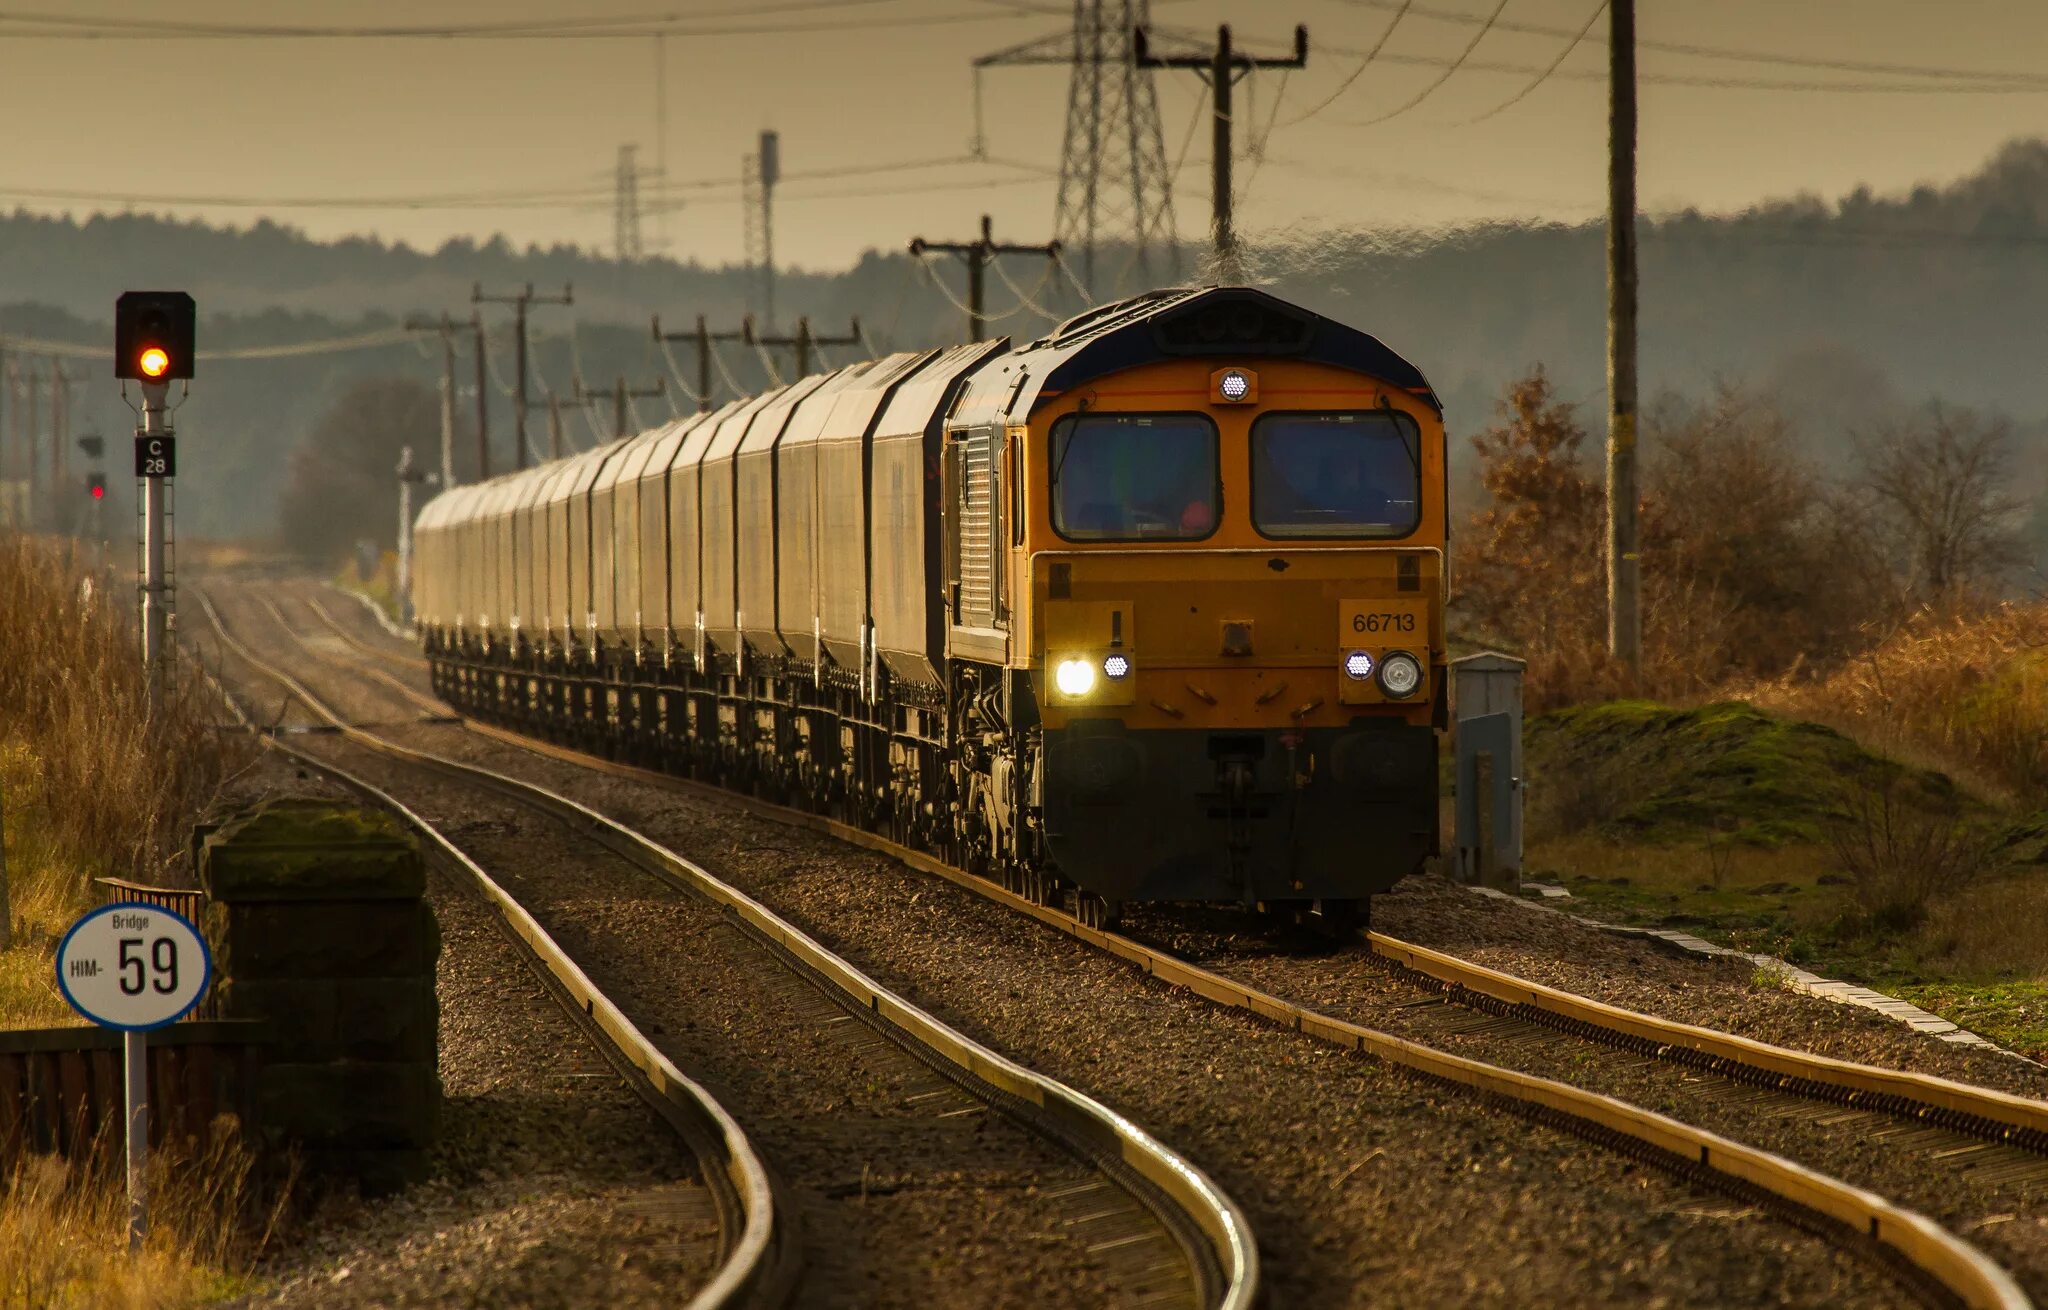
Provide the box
[56,903,211,1031]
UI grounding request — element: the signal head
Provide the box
[114,291,196,382]
[86,473,106,500]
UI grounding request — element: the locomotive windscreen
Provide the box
[1250,411,1422,539]
[1049,413,1220,541]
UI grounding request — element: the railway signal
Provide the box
[114,291,195,382]
[115,290,192,714]
[86,471,106,500]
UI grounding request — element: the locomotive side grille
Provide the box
[958,430,996,625]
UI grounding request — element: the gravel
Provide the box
[391,733,1910,1306]
[207,755,718,1309]
[270,579,1935,1306]
[205,586,1190,1310]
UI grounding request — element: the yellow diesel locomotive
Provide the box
[412,286,1446,929]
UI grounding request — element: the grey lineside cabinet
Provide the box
[1451,651,1525,889]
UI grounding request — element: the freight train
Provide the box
[411,286,1446,930]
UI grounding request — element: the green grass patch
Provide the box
[1525,699,1963,847]
[1891,980,2048,1061]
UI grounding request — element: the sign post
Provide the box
[55,902,212,1254]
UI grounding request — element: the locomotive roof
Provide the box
[948,285,1440,429]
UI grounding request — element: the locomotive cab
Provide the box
[950,288,1448,915]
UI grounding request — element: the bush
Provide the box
[1825,759,1991,932]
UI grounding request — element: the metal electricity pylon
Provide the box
[976,0,1179,297]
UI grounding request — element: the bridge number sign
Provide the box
[56,902,211,1031]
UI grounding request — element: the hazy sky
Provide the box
[10,1,2048,269]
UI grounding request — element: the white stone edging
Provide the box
[1466,884,2044,1069]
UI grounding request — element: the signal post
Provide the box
[115,291,194,717]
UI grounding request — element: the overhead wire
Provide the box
[707,338,750,400]
[751,339,785,388]
[655,333,706,407]
[1456,0,1607,123]
[0,324,414,360]
[0,3,1033,42]
[988,257,1064,323]
[1277,0,1411,127]
[1345,0,1511,128]
[1330,0,2048,88]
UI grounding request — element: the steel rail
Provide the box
[293,591,2048,1159]
[1368,932,2048,1153]
[432,682,2028,1310]
[190,617,789,1310]
[204,588,1260,1310]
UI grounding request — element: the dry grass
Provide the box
[1740,601,2048,801]
[0,534,250,1029]
[0,533,245,894]
[0,1123,280,1308]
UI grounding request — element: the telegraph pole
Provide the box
[50,361,69,524]
[653,314,750,412]
[24,361,39,514]
[405,313,461,488]
[1606,0,1640,673]
[1136,23,1307,283]
[743,316,861,380]
[470,312,490,480]
[578,374,667,438]
[909,215,1060,343]
[472,282,572,471]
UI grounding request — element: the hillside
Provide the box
[5,137,2048,543]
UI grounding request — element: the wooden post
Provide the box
[1606,0,1641,673]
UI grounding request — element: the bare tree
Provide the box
[1854,403,2027,601]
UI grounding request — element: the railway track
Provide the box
[198,585,1257,1310]
[288,584,2043,1310]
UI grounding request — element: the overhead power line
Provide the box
[1456,0,1606,124]
[1277,0,1410,128]
[1344,0,1508,128]
[1332,0,2048,89]
[0,325,413,360]
[0,1,1023,41]
[0,155,1057,214]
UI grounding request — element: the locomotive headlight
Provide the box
[1378,651,1424,699]
[1343,649,1375,681]
[1055,656,1097,697]
[1102,652,1132,681]
[1218,369,1250,400]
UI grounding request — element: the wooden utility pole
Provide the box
[405,313,462,488]
[653,314,751,413]
[1606,0,1641,672]
[469,312,491,481]
[743,316,862,380]
[24,361,38,512]
[472,282,572,471]
[576,374,667,438]
[50,361,68,507]
[1136,23,1307,284]
[908,215,1059,342]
